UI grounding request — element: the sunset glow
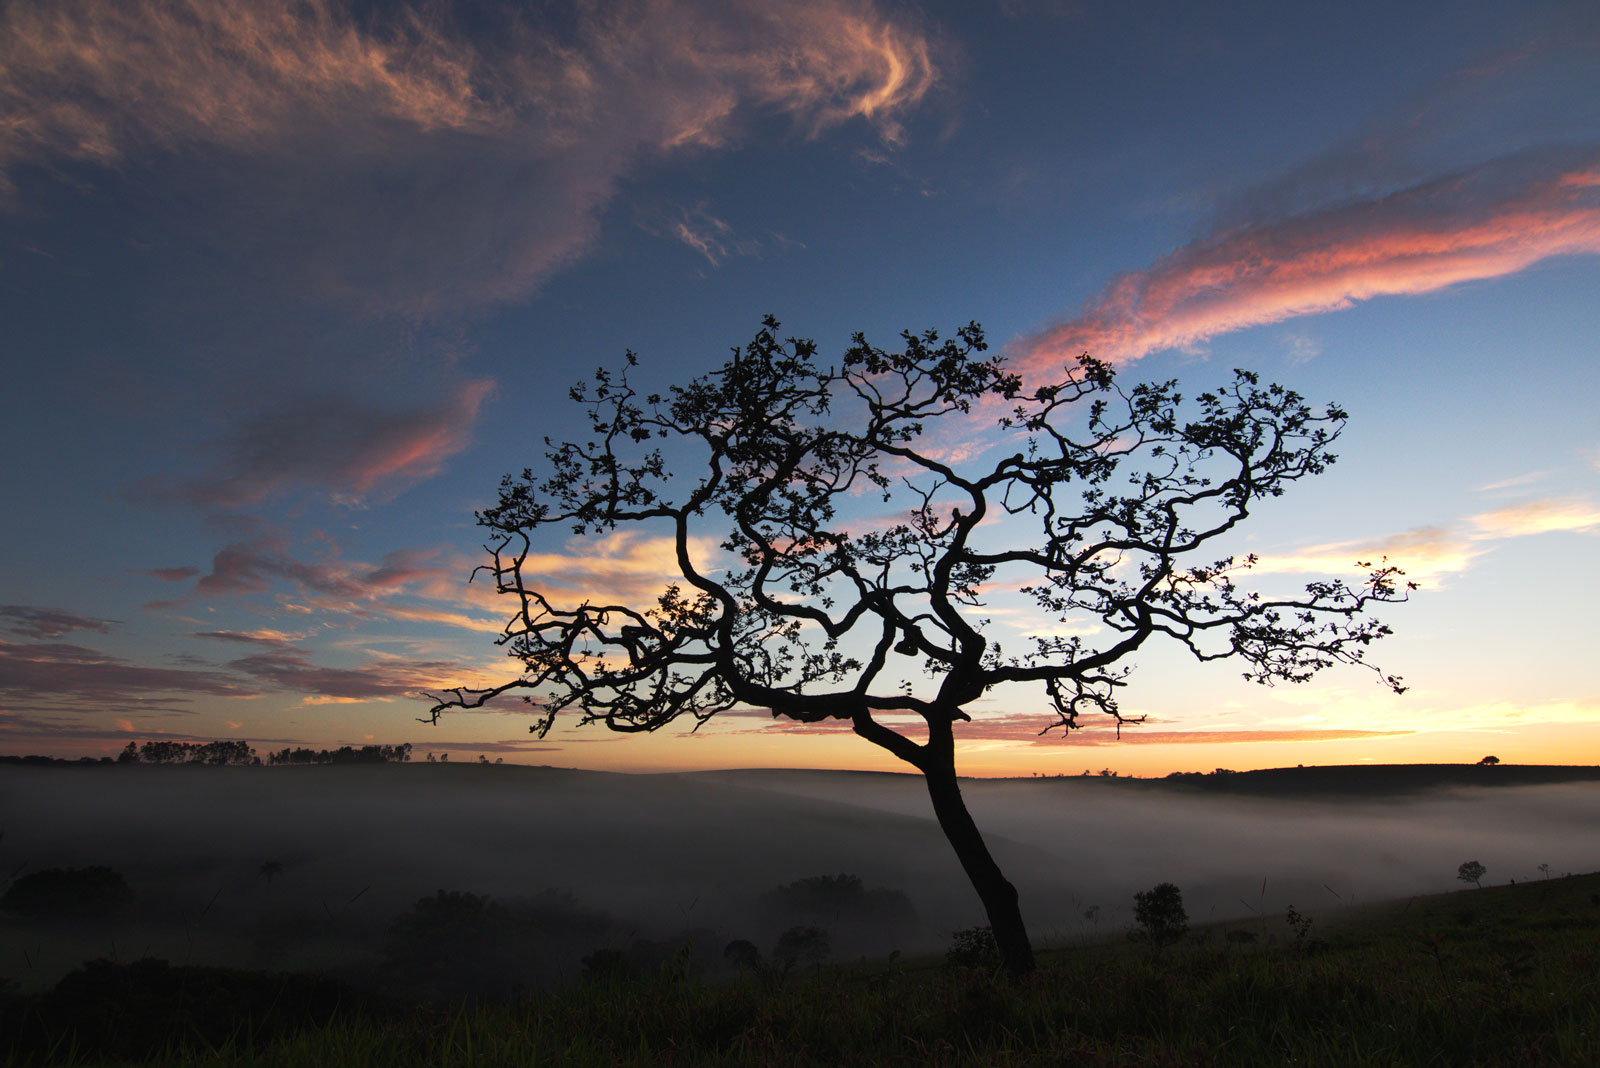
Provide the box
[3,0,1597,776]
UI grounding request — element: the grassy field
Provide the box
[3,871,1596,1067]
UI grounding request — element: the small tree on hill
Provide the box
[424,318,1410,975]
[1133,882,1189,945]
[1458,860,1487,888]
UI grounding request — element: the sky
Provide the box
[2,0,1598,776]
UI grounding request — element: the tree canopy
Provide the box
[426,317,1410,972]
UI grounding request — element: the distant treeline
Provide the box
[266,743,413,766]
[0,741,416,767]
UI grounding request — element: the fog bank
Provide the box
[2,764,1595,993]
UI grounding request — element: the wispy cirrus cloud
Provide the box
[137,379,493,509]
[1,604,117,640]
[1469,497,1600,538]
[1248,496,1600,585]
[1,0,936,314]
[1019,144,1600,370]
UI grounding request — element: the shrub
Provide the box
[772,926,830,970]
[1132,882,1189,946]
[723,939,762,972]
[1,867,134,921]
[945,926,1000,969]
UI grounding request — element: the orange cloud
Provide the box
[1249,525,1486,585]
[1019,145,1600,371]
[519,530,724,608]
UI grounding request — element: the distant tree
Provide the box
[1458,860,1487,888]
[1132,882,1189,946]
[1477,755,1500,766]
[424,319,1411,974]
[722,938,763,973]
[772,925,830,970]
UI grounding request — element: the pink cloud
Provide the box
[0,639,248,700]
[1019,145,1600,371]
[0,0,936,313]
[225,648,457,701]
[139,379,492,508]
[1,604,117,640]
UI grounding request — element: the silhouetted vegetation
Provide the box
[119,740,259,765]
[945,926,1000,969]
[0,866,134,921]
[381,888,615,1001]
[266,743,412,765]
[771,926,830,970]
[1458,859,1487,888]
[5,873,1597,1066]
[1132,882,1189,946]
[428,319,1413,975]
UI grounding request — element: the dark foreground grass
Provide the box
[5,873,1597,1067]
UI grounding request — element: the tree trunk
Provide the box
[922,759,1036,975]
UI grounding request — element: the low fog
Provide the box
[2,763,1596,997]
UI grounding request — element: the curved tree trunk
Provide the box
[922,759,1036,975]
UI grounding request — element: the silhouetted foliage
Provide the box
[580,947,637,984]
[0,958,367,1063]
[762,872,915,924]
[119,740,258,765]
[772,926,830,970]
[0,754,114,766]
[946,926,1000,969]
[1478,755,1500,766]
[1,866,134,920]
[382,888,616,1001]
[267,743,412,765]
[1285,904,1314,941]
[1133,882,1189,945]
[1458,860,1487,888]
[723,938,763,972]
[426,317,1411,974]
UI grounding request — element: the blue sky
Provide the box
[2,0,1598,774]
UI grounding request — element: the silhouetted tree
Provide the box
[424,318,1410,974]
[722,938,763,973]
[772,925,830,970]
[1133,882,1189,946]
[1477,754,1500,766]
[1458,860,1487,888]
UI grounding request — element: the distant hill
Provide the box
[1159,763,1600,797]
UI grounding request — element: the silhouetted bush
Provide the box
[1132,882,1189,946]
[382,888,616,1000]
[723,939,762,972]
[0,958,368,1063]
[580,947,637,985]
[759,873,918,952]
[772,926,830,969]
[946,926,1000,969]
[1,866,133,920]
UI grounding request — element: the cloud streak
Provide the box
[1020,145,1600,369]
[0,605,117,640]
[1,0,937,313]
[0,639,247,701]
[139,379,493,509]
